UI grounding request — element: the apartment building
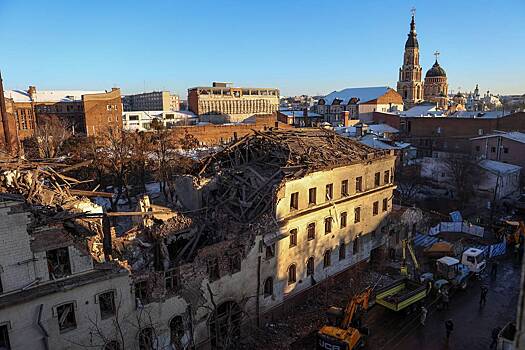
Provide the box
[2,83,123,145]
[313,87,403,124]
[187,82,280,123]
[122,91,180,112]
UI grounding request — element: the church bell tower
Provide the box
[397,10,424,108]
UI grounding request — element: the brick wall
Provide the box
[167,114,292,145]
[82,88,123,137]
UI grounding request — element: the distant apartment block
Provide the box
[122,91,179,112]
[188,82,279,123]
[2,82,123,145]
[313,87,404,124]
[122,110,197,131]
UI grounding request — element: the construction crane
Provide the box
[317,287,372,350]
[400,238,420,277]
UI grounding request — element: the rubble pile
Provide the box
[197,128,388,224]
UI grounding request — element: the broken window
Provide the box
[340,212,347,228]
[373,201,379,216]
[170,316,185,348]
[134,281,149,307]
[374,172,380,187]
[353,236,360,254]
[210,301,241,349]
[383,198,388,212]
[308,187,317,205]
[323,250,331,268]
[263,277,273,297]
[139,327,155,350]
[0,324,10,350]
[288,264,297,284]
[289,229,298,248]
[355,177,363,192]
[306,257,315,276]
[265,244,275,259]
[207,258,220,282]
[228,253,242,274]
[341,180,349,196]
[325,184,333,200]
[354,207,361,223]
[339,242,346,261]
[384,170,390,184]
[104,340,120,350]
[47,247,71,280]
[290,192,299,211]
[324,217,332,234]
[57,302,77,333]
[165,269,180,292]
[307,223,316,241]
[99,291,116,320]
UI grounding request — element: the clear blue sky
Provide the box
[1,0,524,98]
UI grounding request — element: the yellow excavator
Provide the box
[317,287,372,350]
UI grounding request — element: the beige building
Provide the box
[123,91,180,112]
[188,82,279,123]
[423,57,449,109]
[0,129,396,350]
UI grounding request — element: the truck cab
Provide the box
[461,248,486,274]
[436,256,471,289]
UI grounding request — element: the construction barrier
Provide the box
[428,222,484,238]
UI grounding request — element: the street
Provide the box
[366,257,521,350]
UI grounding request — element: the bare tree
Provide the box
[444,157,480,208]
[395,165,423,205]
[23,115,71,159]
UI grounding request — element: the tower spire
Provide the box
[410,7,416,33]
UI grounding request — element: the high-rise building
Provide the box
[397,13,424,108]
[122,91,180,112]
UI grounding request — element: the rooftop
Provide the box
[4,89,106,103]
[278,110,322,118]
[320,86,391,105]
[479,160,521,174]
[471,131,525,144]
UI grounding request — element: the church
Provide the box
[396,12,449,110]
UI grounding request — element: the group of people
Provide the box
[417,259,500,344]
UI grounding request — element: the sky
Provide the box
[1,0,524,98]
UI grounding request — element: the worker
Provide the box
[420,306,428,326]
[480,285,488,307]
[491,260,499,277]
[445,319,454,340]
[490,326,502,349]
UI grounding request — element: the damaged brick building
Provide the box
[0,128,396,350]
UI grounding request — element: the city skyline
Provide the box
[1,0,524,97]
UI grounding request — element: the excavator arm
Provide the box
[341,288,372,329]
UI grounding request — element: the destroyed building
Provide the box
[0,128,397,350]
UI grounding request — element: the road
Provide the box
[367,257,521,350]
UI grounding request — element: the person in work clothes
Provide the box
[480,285,488,307]
[490,326,502,349]
[442,290,450,310]
[420,306,428,326]
[445,319,454,340]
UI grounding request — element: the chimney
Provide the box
[27,86,36,99]
[355,123,363,137]
[342,111,350,127]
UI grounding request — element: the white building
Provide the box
[477,160,521,201]
[122,110,197,131]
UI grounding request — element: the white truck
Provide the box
[430,248,487,291]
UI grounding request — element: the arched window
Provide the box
[306,257,315,276]
[323,250,331,268]
[339,242,346,261]
[138,327,154,350]
[170,316,185,348]
[288,264,297,284]
[263,277,273,297]
[403,88,408,99]
[104,341,120,350]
